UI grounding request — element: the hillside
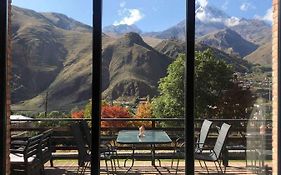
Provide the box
[102,32,172,101]
[11,6,93,111]
[245,42,272,66]
[196,29,258,58]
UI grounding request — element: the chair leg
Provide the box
[112,157,117,174]
[105,160,110,175]
[171,149,176,168]
[214,161,220,174]
[175,157,180,175]
[114,151,120,168]
[217,160,224,174]
[203,160,209,174]
[50,158,54,167]
[157,158,162,167]
[198,160,204,168]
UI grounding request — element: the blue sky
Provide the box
[12,0,272,32]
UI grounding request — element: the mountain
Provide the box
[11,6,171,111]
[155,39,252,73]
[244,42,272,66]
[11,6,94,111]
[103,24,142,36]
[145,2,271,47]
[154,39,186,59]
[196,29,258,57]
[102,32,172,100]
[144,21,186,40]
[42,12,92,32]
[230,19,272,45]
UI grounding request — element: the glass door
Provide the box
[194,0,273,174]
[101,0,186,174]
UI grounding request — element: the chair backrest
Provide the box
[213,123,231,159]
[196,119,213,150]
[40,129,53,163]
[70,123,89,166]
[24,134,43,163]
[79,120,92,149]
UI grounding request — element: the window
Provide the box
[0,0,279,174]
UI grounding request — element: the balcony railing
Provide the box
[10,117,273,174]
[10,117,272,161]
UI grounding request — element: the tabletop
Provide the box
[116,130,172,144]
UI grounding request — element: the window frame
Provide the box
[0,0,278,174]
[0,0,8,173]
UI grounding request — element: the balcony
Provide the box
[11,118,272,175]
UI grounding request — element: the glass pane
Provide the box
[195,0,272,174]
[10,0,92,174]
[102,0,186,174]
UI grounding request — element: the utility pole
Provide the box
[44,92,48,118]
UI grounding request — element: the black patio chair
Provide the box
[71,123,116,175]
[39,129,54,174]
[79,120,92,149]
[79,120,120,169]
[10,133,44,175]
[70,123,91,175]
[194,123,231,174]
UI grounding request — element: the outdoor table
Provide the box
[116,130,172,174]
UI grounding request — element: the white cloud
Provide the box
[120,1,126,8]
[197,0,208,7]
[255,7,272,23]
[225,17,240,27]
[240,2,255,11]
[114,8,144,26]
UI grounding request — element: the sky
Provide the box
[12,0,272,32]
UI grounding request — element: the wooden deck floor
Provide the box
[43,161,267,175]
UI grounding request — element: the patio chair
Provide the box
[71,123,116,175]
[195,119,213,153]
[79,120,120,169]
[194,123,231,174]
[10,134,44,175]
[71,123,91,175]
[171,119,213,169]
[79,120,92,149]
[39,129,54,174]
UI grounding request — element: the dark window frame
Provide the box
[0,0,7,173]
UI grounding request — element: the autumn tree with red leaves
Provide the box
[101,104,132,127]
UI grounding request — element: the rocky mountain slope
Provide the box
[102,32,172,101]
[11,6,93,111]
[196,29,258,58]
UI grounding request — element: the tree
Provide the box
[71,110,84,119]
[84,100,92,118]
[135,101,152,118]
[195,49,233,117]
[101,104,132,128]
[152,50,234,122]
[134,100,152,127]
[212,82,256,119]
[152,54,185,119]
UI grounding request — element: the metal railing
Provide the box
[10,117,272,160]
